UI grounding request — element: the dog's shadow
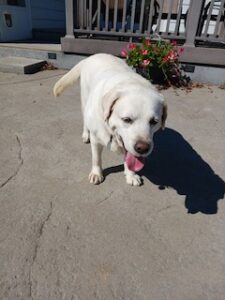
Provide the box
[104,128,225,214]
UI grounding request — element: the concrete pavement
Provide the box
[0,70,225,300]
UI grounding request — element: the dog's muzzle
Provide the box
[134,141,150,155]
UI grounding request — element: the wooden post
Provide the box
[184,0,204,47]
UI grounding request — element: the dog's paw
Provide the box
[125,174,142,186]
[82,131,90,144]
[89,171,104,185]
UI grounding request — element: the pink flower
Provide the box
[171,40,177,46]
[141,49,148,55]
[179,47,184,54]
[168,53,175,60]
[143,59,151,66]
[144,37,151,46]
[127,43,136,49]
[166,51,177,61]
[121,49,128,57]
[163,56,169,63]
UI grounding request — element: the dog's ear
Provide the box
[161,101,168,130]
[102,89,121,121]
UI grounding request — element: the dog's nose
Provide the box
[134,141,150,154]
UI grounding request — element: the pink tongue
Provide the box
[125,152,146,172]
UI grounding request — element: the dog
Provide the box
[53,53,167,186]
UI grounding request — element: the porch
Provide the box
[61,0,225,66]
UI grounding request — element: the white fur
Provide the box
[53,53,167,186]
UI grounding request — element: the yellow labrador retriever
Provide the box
[53,54,167,186]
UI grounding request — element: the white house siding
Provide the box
[30,0,65,29]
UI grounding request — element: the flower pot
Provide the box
[136,66,167,84]
[148,67,167,84]
[136,66,149,79]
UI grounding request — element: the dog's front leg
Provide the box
[89,134,104,185]
[124,162,142,186]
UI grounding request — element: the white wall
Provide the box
[30,0,65,29]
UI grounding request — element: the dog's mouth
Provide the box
[124,152,146,172]
[115,133,146,172]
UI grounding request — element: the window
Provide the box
[4,13,13,27]
[7,0,25,6]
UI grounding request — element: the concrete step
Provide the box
[0,42,84,70]
[0,56,46,74]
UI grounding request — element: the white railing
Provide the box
[62,0,225,66]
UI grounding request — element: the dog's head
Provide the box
[103,84,167,171]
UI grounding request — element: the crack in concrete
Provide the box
[0,72,66,86]
[0,135,23,189]
[156,204,176,214]
[178,236,196,264]
[97,191,114,205]
[29,202,53,300]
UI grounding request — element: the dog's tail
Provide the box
[53,60,84,97]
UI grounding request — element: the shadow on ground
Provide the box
[104,128,225,215]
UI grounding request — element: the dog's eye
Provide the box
[122,117,133,124]
[150,118,158,125]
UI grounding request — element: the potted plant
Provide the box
[121,38,185,86]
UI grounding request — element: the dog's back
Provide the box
[53,53,146,98]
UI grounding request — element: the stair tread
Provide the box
[0,56,46,74]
